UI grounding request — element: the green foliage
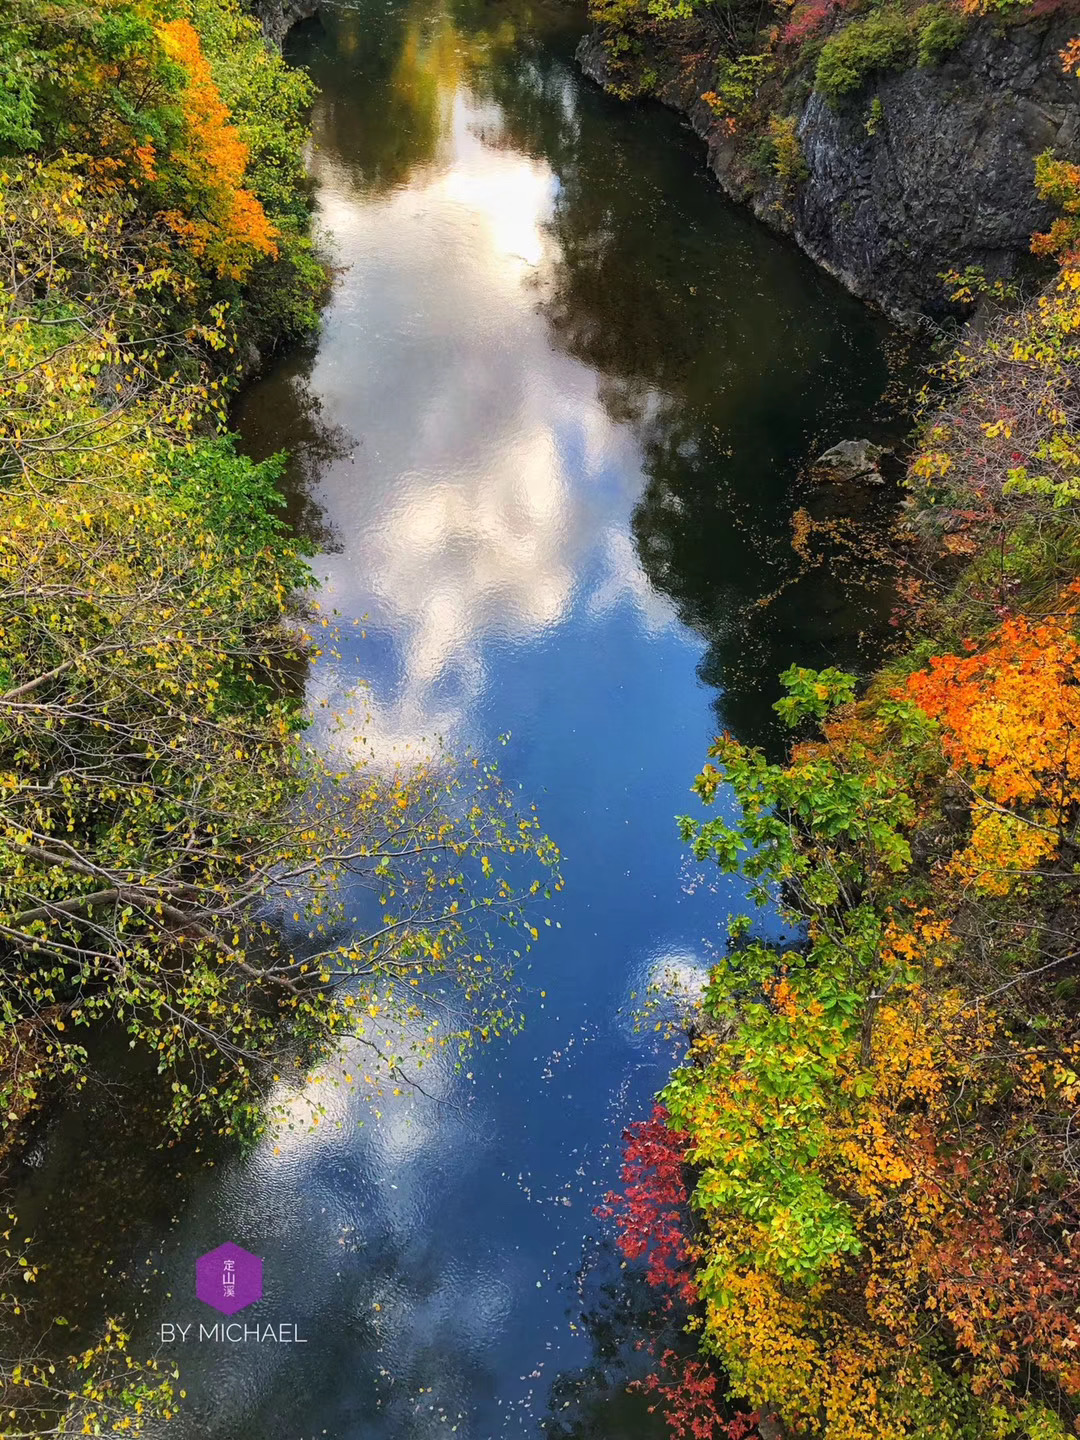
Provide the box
[194,0,326,344]
[0,25,39,151]
[915,3,966,65]
[814,10,913,103]
[940,262,1020,305]
[0,0,325,348]
[669,670,917,1298]
[678,708,913,910]
[704,52,774,123]
[587,0,651,60]
[0,0,179,159]
[773,663,856,726]
[152,435,297,558]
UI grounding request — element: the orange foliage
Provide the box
[157,19,277,279]
[907,611,1080,892]
[1033,154,1080,266]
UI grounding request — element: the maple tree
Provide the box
[634,1352,763,1440]
[907,608,1080,894]
[599,1105,765,1439]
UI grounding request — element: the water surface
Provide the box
[10,3,901,1436]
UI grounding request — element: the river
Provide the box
[8,1,900,1436]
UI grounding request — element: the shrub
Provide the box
[915,3,966,65]
[768,113,809,182]
[705,51,774,124]
[782,0,831,44]
[814,10,913,102]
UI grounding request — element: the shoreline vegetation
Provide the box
[594,8,1080,1436]
[0,1,558,1431]
[578,0,1079,318]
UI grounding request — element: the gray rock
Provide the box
[578,14,1080,320]
[237,339,264,382]
[811,438,885,483]
[247,0,319,48]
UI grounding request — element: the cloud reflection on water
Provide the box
[295,84,678,759]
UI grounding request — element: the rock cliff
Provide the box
[578,12,1080,320]
[248,0,319,48]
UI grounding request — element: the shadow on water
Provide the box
[540,1238,682,1440]
[243,0,911,752]
[238,338,353,550]
[471,23,910,747]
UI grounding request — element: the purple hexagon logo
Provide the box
[195,1242,263,1315]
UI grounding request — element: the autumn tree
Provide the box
[656,658,1080,1438]
[0,5,550,1435]
[156,17,279,279]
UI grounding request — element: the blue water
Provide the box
[9,0,899,1435]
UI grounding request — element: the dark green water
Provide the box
[6,2,904,1436]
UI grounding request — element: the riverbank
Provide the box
[253,0,321,48]
[602,47,1080,1440]
[577,0,1080,319]
[574,4,1080,1429]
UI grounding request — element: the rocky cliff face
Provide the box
[578,14,1080,320]
[248,0,319,48]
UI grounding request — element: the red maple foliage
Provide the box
[595,1103,697,1304]
[597,1105,764,1440]
[781,1,830,44]
[634,1350,763,1440]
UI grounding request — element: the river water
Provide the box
[9,2,900,1436]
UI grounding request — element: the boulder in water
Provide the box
[811,438,885,485]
